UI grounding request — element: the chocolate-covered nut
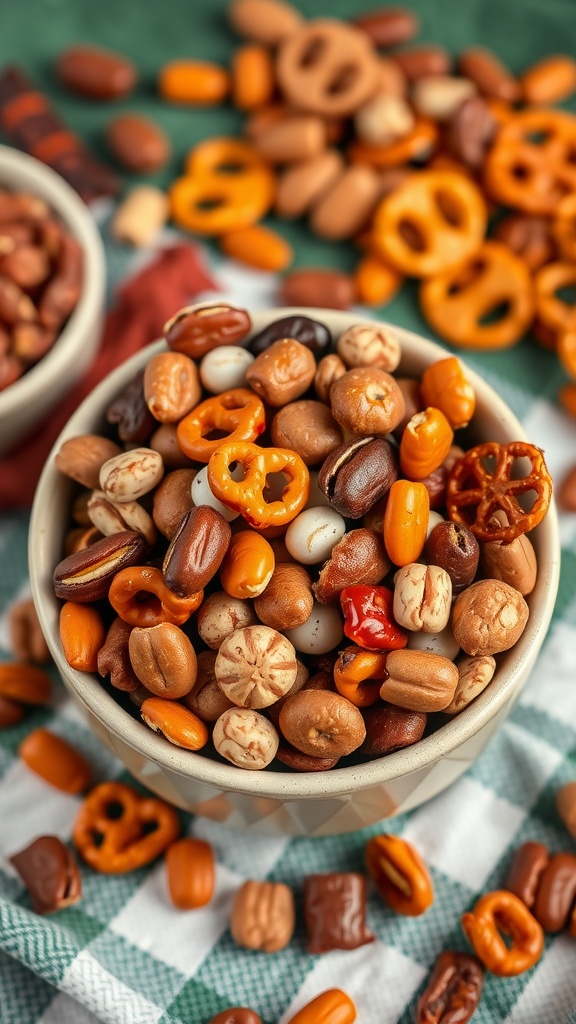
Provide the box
[10,835,82,914]
[353,7,419,47]
[416,951,484,1024]
[208,1011,262,1024]
[245,338,316,406]
[425,521,479,592]
[97,617,138,692]
[164,304,251,359]
[150,424,195,470]
[504,842,549,909]
[163,506,231,597]
[279,690,365,757]
[446,95,496,170]
[275,744,339,772]
[419,463,447,511]
[57,45,137,100]
[53,530,147,602]
[279,269,355,311]
[152,469,195,540]
[106,113,171,173]
[319,436,398,519]
[330,367,405,436]
[106,369,155,444]
[360,702,427,757]
[254,563,314,632]
[533,853,576,933]
[249,313,331,358]
[55,434,122,489]
[314,528,390,604]
[480,531,537,596]
[304,872,374,953]
[271,400,342,466]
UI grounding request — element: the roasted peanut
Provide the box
[246,338,316,406]
[144,351,201,423]
[452,579,529,656]
[128,623,197,698]
[254,563,314,631]
[19,729,91,793]
[380,649,459,712]
[279,689,366,758]
[55,435,122,490]
[59,601,106,673]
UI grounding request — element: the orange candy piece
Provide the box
[372,170,487,278]
[354,253,403,307]
[166,837,215,909]
[287,990,357,1024]
[220,531,275,599]
[365,833,433,916]
[334,646,388,707]
[231,45,275,111]
[19,728,91,793]
[59,601,106,673]
[220,224,293,272]
[158,60,229,104]
[399,407,454,480]
[0,662,51,704]
[383,479,429,566]
[420,356,476,429]
[141,697,209,751]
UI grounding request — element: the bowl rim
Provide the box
[0,144,105,416]
[30,307,561,801]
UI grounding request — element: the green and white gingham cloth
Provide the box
[1,236,576,1024]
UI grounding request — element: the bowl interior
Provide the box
[0,144,105,416]
[29,307,561,800]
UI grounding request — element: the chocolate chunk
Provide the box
[10,835,82,914]
[304,872,374,953]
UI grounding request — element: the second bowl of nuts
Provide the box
[30,304,560,836]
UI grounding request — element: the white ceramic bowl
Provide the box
[0,145,105,455]
[29,308,560,836]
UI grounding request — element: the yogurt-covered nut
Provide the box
[444,654,496,714]
[87,491,156,544]
[192,465,240,521]
[452,579,529,656]
[285,601,344,655]
[200,345,255,393]
[407,623,460,661]
[213,707,279,769]
[100,447,164,503]
[393,563,452,633]
[215,625,298,708]
[197,591,257,649]
[330,367,405,436]
[354,92,414,145]
[314,353,347,403]
[337,323,401,373]
[279,689,366,758]
[285,507,346,565]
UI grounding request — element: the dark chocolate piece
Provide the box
[10,835,82,914]
[304,872,374,953]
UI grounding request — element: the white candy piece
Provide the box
[200,345,255,394]
[426,510,445,540]
[285,602,344,655]
[285,506,346,565]
[407,624,460,661]
[191,465,240,522]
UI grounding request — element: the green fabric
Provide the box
[1,2,576,1022]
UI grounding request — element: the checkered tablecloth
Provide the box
[1,228,576,1024]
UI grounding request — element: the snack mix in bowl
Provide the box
[49,303,553,775]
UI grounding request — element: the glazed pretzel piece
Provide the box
[276,20,380,117]
[373,170,487,277]
[420,241,534,351]
[461,890,543,976]
[177,388,266,462]
[73,781,180,874]
[446,441,552,543]
[534,261,576,343]
[207,440,309,529]
[170,137,275,235]
[485,108,576,215]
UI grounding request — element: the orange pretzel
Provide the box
[461,890,544,976]
[73,781,180,874]
[485,108,576,215]
[177,388,266,462]
[372,170,487,278]
[170,137,275,236]
[207,441,309,529]
[108,566,203,627]
[365,834,433,916]
[552,193,576,262]
[334,646,388,707]
[420,241,534,351]
[534,261,576,344]
[446,441,552,543]
[349,118,438,168]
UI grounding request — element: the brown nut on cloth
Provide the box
[10,835,82,914]
[303,872,374,953]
